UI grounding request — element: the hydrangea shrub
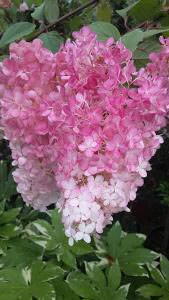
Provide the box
[1,26,169,244]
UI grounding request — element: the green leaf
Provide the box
[0,224,21,239]
[0,267,26,285]
[125,28,167,54]
[30,262,63,299]
[134,39,161,59]
[90,21,120,41]
[29,210,67,247]
[137,284,163,297]
[49,209,66,240]
[71,240,93,255]
[0,22,36,48]
[67,272,98,299]
[120,249,159,265]
[113,284,130,300]
[0,9,8,33]
[60,249,76,268]
[25,226,49,249]
[149,266,166,286]
[128,0,161,23]
[121,263,148,277]
[0,8,6,18]
[1,239,43,267]
[0,268,29,300]
[0,240,7,255]
[28,282,56,300]
[85,262,106,287]
[3,171,17,200]
[39,31,63,53]
[160,255,169,281]
[69,16,83,31]
[116,1,140,18]
[31,3,45,21]
[96,0,112,22]
[5,6,17,23]
[120,233,146,253]
[54,279,80,300]
[143,28,169,39]
[0,208,21,225]
[44,0,59,24]
[108,261,121,291]
[94,238,107,257]
[49,209,62,228]
[31,261,64,282]
[31,219,52,236]
[0,261,61,300]
[106,221,122,258]
[26,220,57,251]
[121,29,144,51]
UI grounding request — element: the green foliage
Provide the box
[108,260,121,290]
[39,31,64,52]
[0,196,166,300]
[0,261,64,300]
[25,209,93,269]
[96,0,112,22]
[0,0,169,65]
[31,3,45,21]
[116,1,140,19]
[95,221,159,278]
[134,38,161,59]
[121,29,144,51]
[0,161,17,201]
[116,0,161,23]
[54,279,80,300]
[67,266,130,300]
[128,0,161,24]
[90,21,120,41]
[121,28,169,51]
[137,256,169,299]
[44,0,59,23]
[0,22,36,48]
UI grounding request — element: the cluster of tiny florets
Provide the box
[0,27,169,245]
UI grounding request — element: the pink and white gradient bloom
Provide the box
[1,28,169,244]
[78,135,99,157]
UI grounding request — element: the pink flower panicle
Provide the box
[0,28,169,245]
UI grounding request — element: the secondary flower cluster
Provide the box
[0,27,169,245]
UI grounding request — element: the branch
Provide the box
[32,0,99,39]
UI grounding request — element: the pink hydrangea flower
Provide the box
[1,28,169,244]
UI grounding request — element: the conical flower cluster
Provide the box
[0,27,169,244]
